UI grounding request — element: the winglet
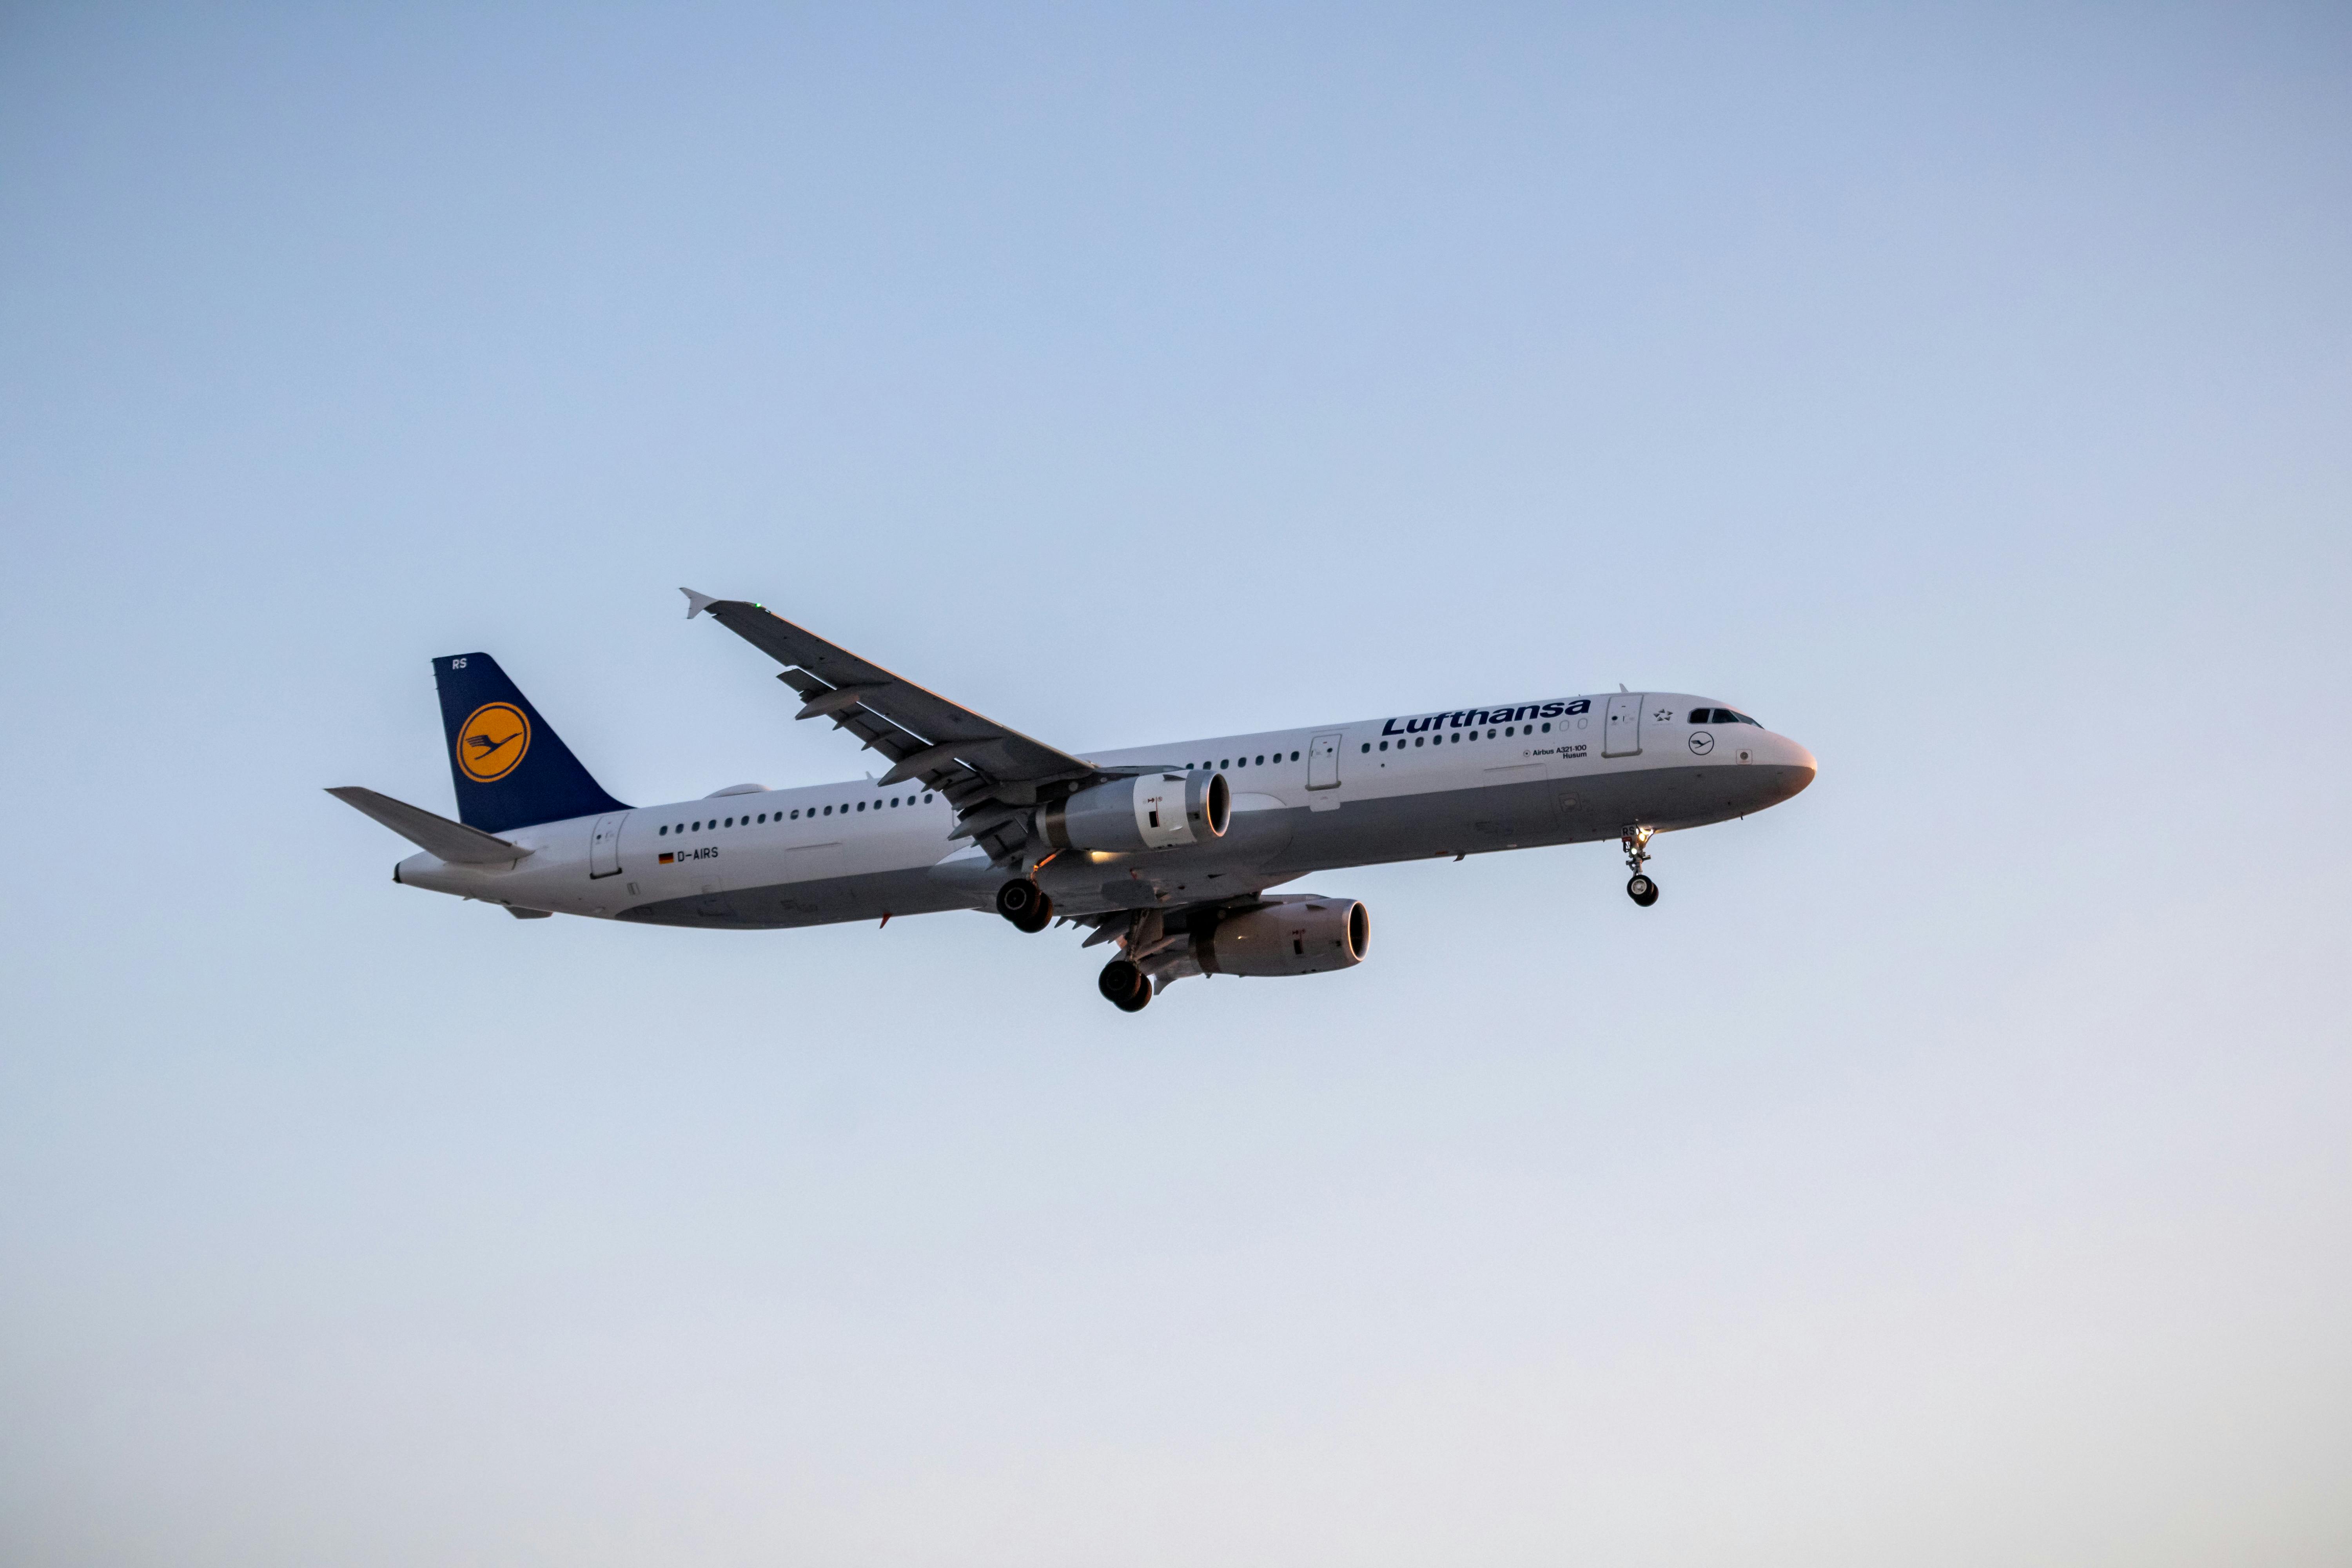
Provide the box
[681,587,718,619]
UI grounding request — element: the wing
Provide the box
[683,589,1098,864]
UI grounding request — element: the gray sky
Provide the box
[3,5,2348,1564]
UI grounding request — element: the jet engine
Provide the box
[1191,895,1368,977]
[1038,770,1229,853]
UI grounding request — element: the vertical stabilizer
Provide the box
[432,653,629,832]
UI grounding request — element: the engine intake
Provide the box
[1192,895,1369,977]
[1039,771,1229,853]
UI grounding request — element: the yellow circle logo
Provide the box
[457,701,531,782]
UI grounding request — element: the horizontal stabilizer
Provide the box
[327,787,535,865]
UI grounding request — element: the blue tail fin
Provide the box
[433,653,630,833]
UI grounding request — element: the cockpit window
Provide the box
[1690,707,1763,727]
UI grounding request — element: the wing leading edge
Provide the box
[684,589,1096,864]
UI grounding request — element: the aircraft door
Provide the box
[1307,732,1343,790]
[589,811,628,878]
[1602,693,1644,757]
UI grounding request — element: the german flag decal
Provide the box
[658,852,675,864]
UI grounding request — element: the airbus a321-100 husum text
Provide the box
[328,590,1817,1012]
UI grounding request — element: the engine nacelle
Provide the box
[1192,895,1369,977]
[1038,771,1229,853]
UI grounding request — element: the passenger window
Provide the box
[692,821,701,831]
[1221,759,1229,768]
[822,806,830,816]
[1360,743,1370,753]
[791,809,800,819]
[1414,737,1424,747]
[1541,722,1550,732]
[857,801,865,811]
[659,825,668,836]
[1378,740,1388,751]
[923,793,933,803]
[1255,755,1264,765]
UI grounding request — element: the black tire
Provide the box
[1013,894,1054,933]
[1627,874,1659,907]
[1099,958,1149,1009]
[995,879,1041,922]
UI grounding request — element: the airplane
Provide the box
[329,590,1817,1011]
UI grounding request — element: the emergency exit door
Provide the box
[1602,693,1644,757]
[1307,732,1343,789]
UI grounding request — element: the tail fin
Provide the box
[433,653,630,832]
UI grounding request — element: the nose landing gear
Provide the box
[1622,826,1660,907]
[995,878,1054,933]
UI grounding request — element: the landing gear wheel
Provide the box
[996,879,1054,933]
[1098,958,1151,1012]
[1619,826,1659,908]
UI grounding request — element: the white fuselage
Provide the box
[395,691,1816,928]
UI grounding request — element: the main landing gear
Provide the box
[996,878,1054,933]
[1098,958,1152,1012]
[1622,826,1660,907]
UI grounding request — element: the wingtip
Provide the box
[681,586,717,619]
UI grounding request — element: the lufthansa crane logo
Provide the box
[457,702,531,782]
